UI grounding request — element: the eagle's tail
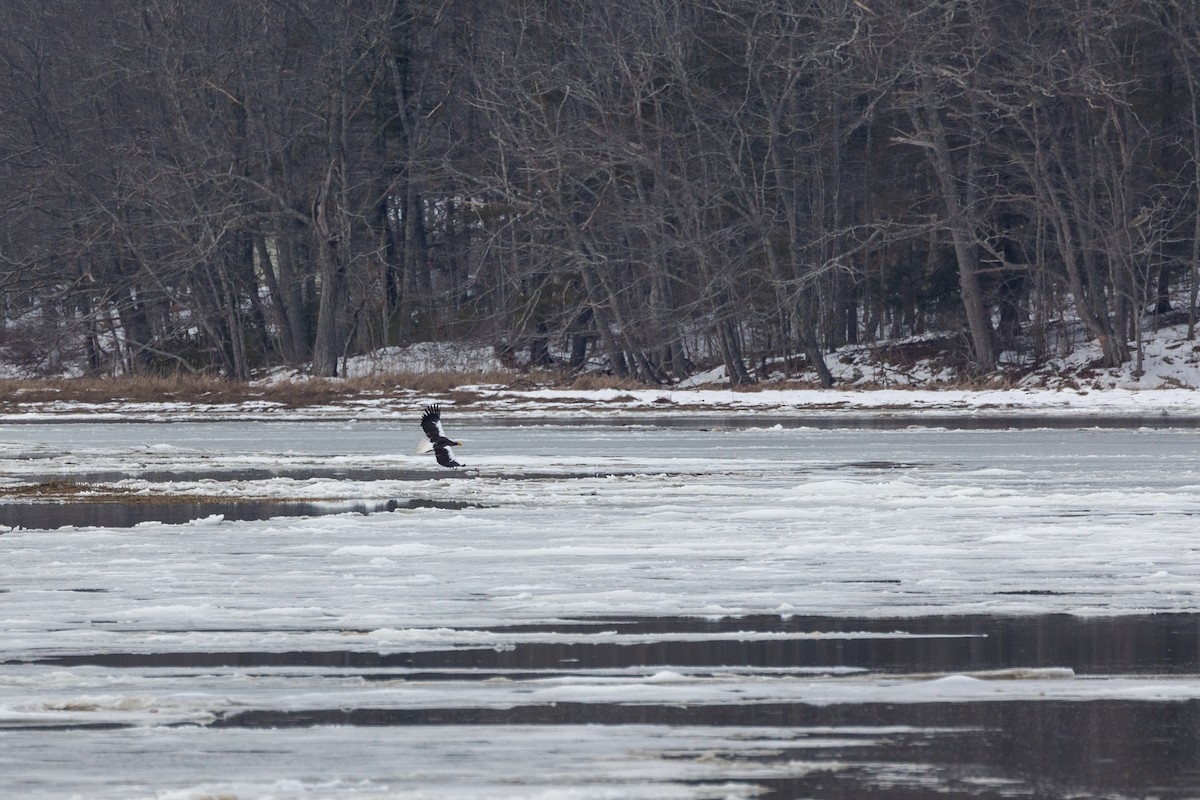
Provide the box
[415,439,434,455]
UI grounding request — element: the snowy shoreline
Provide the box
[2,386,1199,424]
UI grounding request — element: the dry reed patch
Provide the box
[783,379,837,390]
[0,480,206,504]
[0,479,332,504]
[0,375,268,406]
[0,369,541,410]
[1,479,98,500]
[252,378,358,407]
[567,374,645,391]
[728,379,830,392]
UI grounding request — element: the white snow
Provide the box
[341,342,509,376]
[3,383,1198,424]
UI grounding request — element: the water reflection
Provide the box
[32,613,1193,676]
[9,616,1200,797]
[0,497,482,529]
[200,700,1200,797]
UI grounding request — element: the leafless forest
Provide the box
[3,0,1199,383]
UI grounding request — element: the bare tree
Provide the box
[5,0,1200,382]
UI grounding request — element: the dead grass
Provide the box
[0,479,205,503]
[0,370,540,409]
[567,373,645,391]
[0,375,250,405]
[2,479,98,499]
[0,370,1018,408]
[0,358,1031,407]
[0,479,334,504]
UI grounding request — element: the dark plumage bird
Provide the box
[418,404,463,468]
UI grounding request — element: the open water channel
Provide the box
[2,418,1200,798]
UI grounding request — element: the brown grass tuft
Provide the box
[0,369,537,410]
[731,379,829,391]
[568,373,644,391]
[1,375,248,405]
[0,478,334,504]
[0,479,95,499]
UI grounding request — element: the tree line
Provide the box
[2,0,1198,383]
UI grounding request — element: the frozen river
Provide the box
[3,419,1200,798]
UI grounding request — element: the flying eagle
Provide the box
[418,404,463,468]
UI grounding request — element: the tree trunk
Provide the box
[915,79,995,372]
[312,162,348,377]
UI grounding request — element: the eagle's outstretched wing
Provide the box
[420,404,463,468]
[421,404,447,442]
[433,443,462,468]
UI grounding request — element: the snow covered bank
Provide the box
[0,385,1198,423]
